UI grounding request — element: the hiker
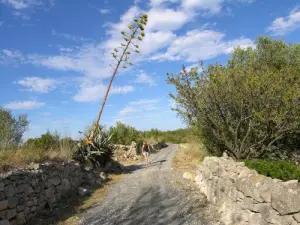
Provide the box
[142,141,151,164]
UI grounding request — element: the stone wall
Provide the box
[195,155,300,225]
[0,162,104,225]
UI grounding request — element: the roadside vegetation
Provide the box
[168,37,300,180]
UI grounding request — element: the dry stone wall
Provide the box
[195,154,300,225]
[0,162,104,225]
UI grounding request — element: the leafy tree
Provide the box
[0,108,29,149]
[109,122,140,145]
[168,37,300,160]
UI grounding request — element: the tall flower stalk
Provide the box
[86,14,148,143]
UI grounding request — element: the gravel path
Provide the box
[80,144,218,225]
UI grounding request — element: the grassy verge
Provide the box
[0,147,73,169]
[172,142,208,175]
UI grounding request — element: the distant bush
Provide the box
[244,159,300,181]
[24,131,60,151]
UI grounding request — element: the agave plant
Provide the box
[73,127,114,167]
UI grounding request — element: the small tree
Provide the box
[0,107,29,149]
[168,37,300,160]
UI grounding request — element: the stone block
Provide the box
[271,185,300,215]
[4,185,15,198]
[16,212,26,225]
[0,200,8,211]
[7,198,17,209]
[0,220,10,225]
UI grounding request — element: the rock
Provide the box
[7,197,17,209]
[47,177,60,187]
[60,178,71,192]
[0,201,8,211]
[0,220,10,225]
[16,212,26,225]
[29,163,40,170]
[293,212,300,223]
[222,152,228,158]
[183,172,194,180]
[78,187,91,197]
[271,185,300,215]
[16,205,24,213]
[282,180,298,189]
[99,172,108,181]
[4,185,15,198]
[6,209,16,220]
[0,183,4,192]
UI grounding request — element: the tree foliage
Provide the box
[0,108,29,149]
[168,37,300,160]
[24,131,60,151]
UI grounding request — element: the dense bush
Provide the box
[0,108,29,149]
[108,122,193,146]
[244,159,300,181]
[108,122,141,145]
[73,126,114,167]
[168,37,300,160]
[24,131,60,151]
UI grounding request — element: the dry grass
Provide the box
[0,145,74,168]
[173,142,208,175]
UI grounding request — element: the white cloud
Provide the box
[182,0,223,14]
[151,29,254,62]
[1,0,53,10]
[119,106,137,116]
[134,71,156,86]
[73,81,134,102]
[150,0,179,7]
[267,7,300,36]
[100,9,111,14]
[130,98,161,105]
[0,49,25,64]
[52,30,94,42]
[1,0,38,9]
[4,100,45,110]
[12,11,30,20]
[17,77,57,93]
[147,8,190,31]
[111,85,134,94]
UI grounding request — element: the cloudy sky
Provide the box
[1,0,300,139]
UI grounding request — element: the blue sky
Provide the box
[1,0,300,140]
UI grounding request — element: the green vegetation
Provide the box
[0,108,29,149]
[107,121,194,146]
[244,159,300,181]
[168,37,300,160]
[73,127,114,167]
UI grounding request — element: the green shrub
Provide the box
[168,36,300,160]
[73,127,114,167]
[244,159,300,181]
[24,131,60,151]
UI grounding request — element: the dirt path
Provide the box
[80,144,217,225]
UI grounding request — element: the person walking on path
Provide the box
[142,141,151,164]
